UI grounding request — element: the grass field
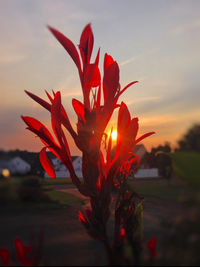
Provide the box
[0,178,81,212]
[132,151,200,203]
[170,151,200,187]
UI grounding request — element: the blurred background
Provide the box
[0,0,199,266]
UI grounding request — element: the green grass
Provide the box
[171,151,200,187]
[41,178,73,185]
[46,190,82,207]
[131,151,200,203]
[133,183,183,201]
[0,178,81,213]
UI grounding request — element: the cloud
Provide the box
[120,56,136,67]
[0,52,26,65]
[171,19,200,35]
[62,91,82,98]
[126,96,161,106]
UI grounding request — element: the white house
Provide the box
[132,144,147,162]
[134,168,159,179]
[44,156,83,178]
[131,145,159,179]
[9,157,31,175]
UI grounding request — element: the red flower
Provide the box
[0,238,34,266]
[147,237,157,259]
[22,24,155,258]
[15,238,34,266]
[0,249,10,266]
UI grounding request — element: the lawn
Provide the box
[133,183,183,201]
[0,178,82,213]
[131,151,200,204]
[170,151,200,187]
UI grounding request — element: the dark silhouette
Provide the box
[177,124,200,152]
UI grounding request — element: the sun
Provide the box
[111,129,118,141]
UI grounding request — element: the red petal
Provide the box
[21,116,56,145]
[120,228,126,239]
[48,26,81,72]
[95,48,100,65]
[25,90,77,140]
[106,128,113,167]
[51,91,62,143]
[117,102,131,133]
[96,85,101,109]
[78,211,87,224]
[25,90,51,112]
[39,147,55,178]
[104,53,114,70]
[79,23,94,64]
[103,60,119,102]
[84,63,101,88]
[72,99,85,122]
[135,132,155,144]
[129,117,139,141]
[118,81,138,98]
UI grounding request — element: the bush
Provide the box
[17,178,50,203]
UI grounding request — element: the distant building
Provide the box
[130,145,159,178]
[9,157,31,175]
[132,144,147,165]
[134,168,159,179]
[44,156,82,178]
[0,157,31,176]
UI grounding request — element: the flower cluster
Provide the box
[22,24,154,265]
[0,238,34,266]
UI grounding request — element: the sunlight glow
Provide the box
[111,129,118,141]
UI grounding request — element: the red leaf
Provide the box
[72,99,85,122]
[39,147,55,178]
[48,26,81,72]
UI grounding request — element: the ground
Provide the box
[1,178,199,266]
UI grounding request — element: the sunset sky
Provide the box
[0,0,200,155]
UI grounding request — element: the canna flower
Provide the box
[147,237,157,259]
[22,23,155,265]
[0,238,34,266]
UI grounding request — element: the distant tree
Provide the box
[151,142,171,154]
[150,142,173,179]
[178,124,200,152]
[155,152,173,179]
